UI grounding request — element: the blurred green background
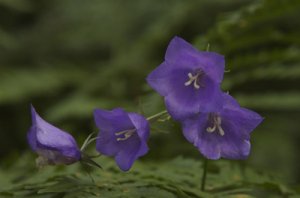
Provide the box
[0,0,299,189]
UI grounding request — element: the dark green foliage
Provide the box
[0,154,298,197]
[1,0,300,196]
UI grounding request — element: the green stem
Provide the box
[146,110,168,122]
[206,43,210,52]
[201,158,208,191]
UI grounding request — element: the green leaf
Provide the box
[0,154,298,197]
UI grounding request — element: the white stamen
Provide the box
[184,73,195,86]
[216,116,224,136]
[115,129,135,141]
[193,80,200,89]
[206,114,225,136]
[184,71,203,89]
[188,73,193,78]
[206,125,216,133]
[184,81,192,86]
[217,126,225,136]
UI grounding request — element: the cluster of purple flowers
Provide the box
[28,106,149,171]
[147,37,263,160]
[28,36,263,172]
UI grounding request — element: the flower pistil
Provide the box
[206,113,224,136]
[184,69,205,89]
[115,129,136,141]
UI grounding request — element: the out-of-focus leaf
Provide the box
[0,154,297,197]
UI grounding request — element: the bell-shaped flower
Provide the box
[182,93,263,160]
[147,36,225,120]
[94,108,149,171]
[27,106,81,166]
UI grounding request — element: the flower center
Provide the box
[184,69,205,89]
[115,129,136,141]
[206,113,224,136]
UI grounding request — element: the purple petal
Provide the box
[128,113,150,141]
[27,126,37,151]
[95,130,119,156]
[115,134,141,171]
[197,132,222,160]
[222,93,241,109]
[220,138,251,159]
[136,140,149,157]
[217,105,263,158]
[222,108,262,138]
[182,114,221,159]
[94,108,150,171]
[94,108,135,156]
[114,132,148,171]
[165,36,200,68]
[196,115,247,160]
[94,108,134,132]
[192,121,222,160]
[34,120,78,154]
[147,36,225,120]
[196,52,225,83]
[165,36,224,83]
[165,73,223,120]
[146,62,189,97]
[204,100,262,159]
[182,114,205,146]
[221,94,264,136]
[30,106,80,161]
[128,113,149,159]
[217,120,251,159]
[182,105,262,160]
[115,152,135,171]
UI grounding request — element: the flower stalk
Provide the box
[146,110,169,122]
[201,158,208,191]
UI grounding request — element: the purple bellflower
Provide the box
[27,106,81,167]
[182,93,263,160]
[94,108,149,171]
[147,36,225,120]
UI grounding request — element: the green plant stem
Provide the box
[201,158,208,191]
[146,110,168,122]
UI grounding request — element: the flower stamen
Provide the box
[206,114,225,136]
[184,70,204,89]
[115,129,136,141]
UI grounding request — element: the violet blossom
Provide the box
[147,36,225,120]
[182,93,263,160]
[27,105,81,167]
[94,108,149,171]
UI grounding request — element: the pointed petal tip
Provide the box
[170,35,183,42]
[119,166,130,172]
[170,35,189,44]
[165,36,197,61]
[30,104,39,124]
[115,155,133,172]
[30,104,36,114]
[168,36,192,48]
